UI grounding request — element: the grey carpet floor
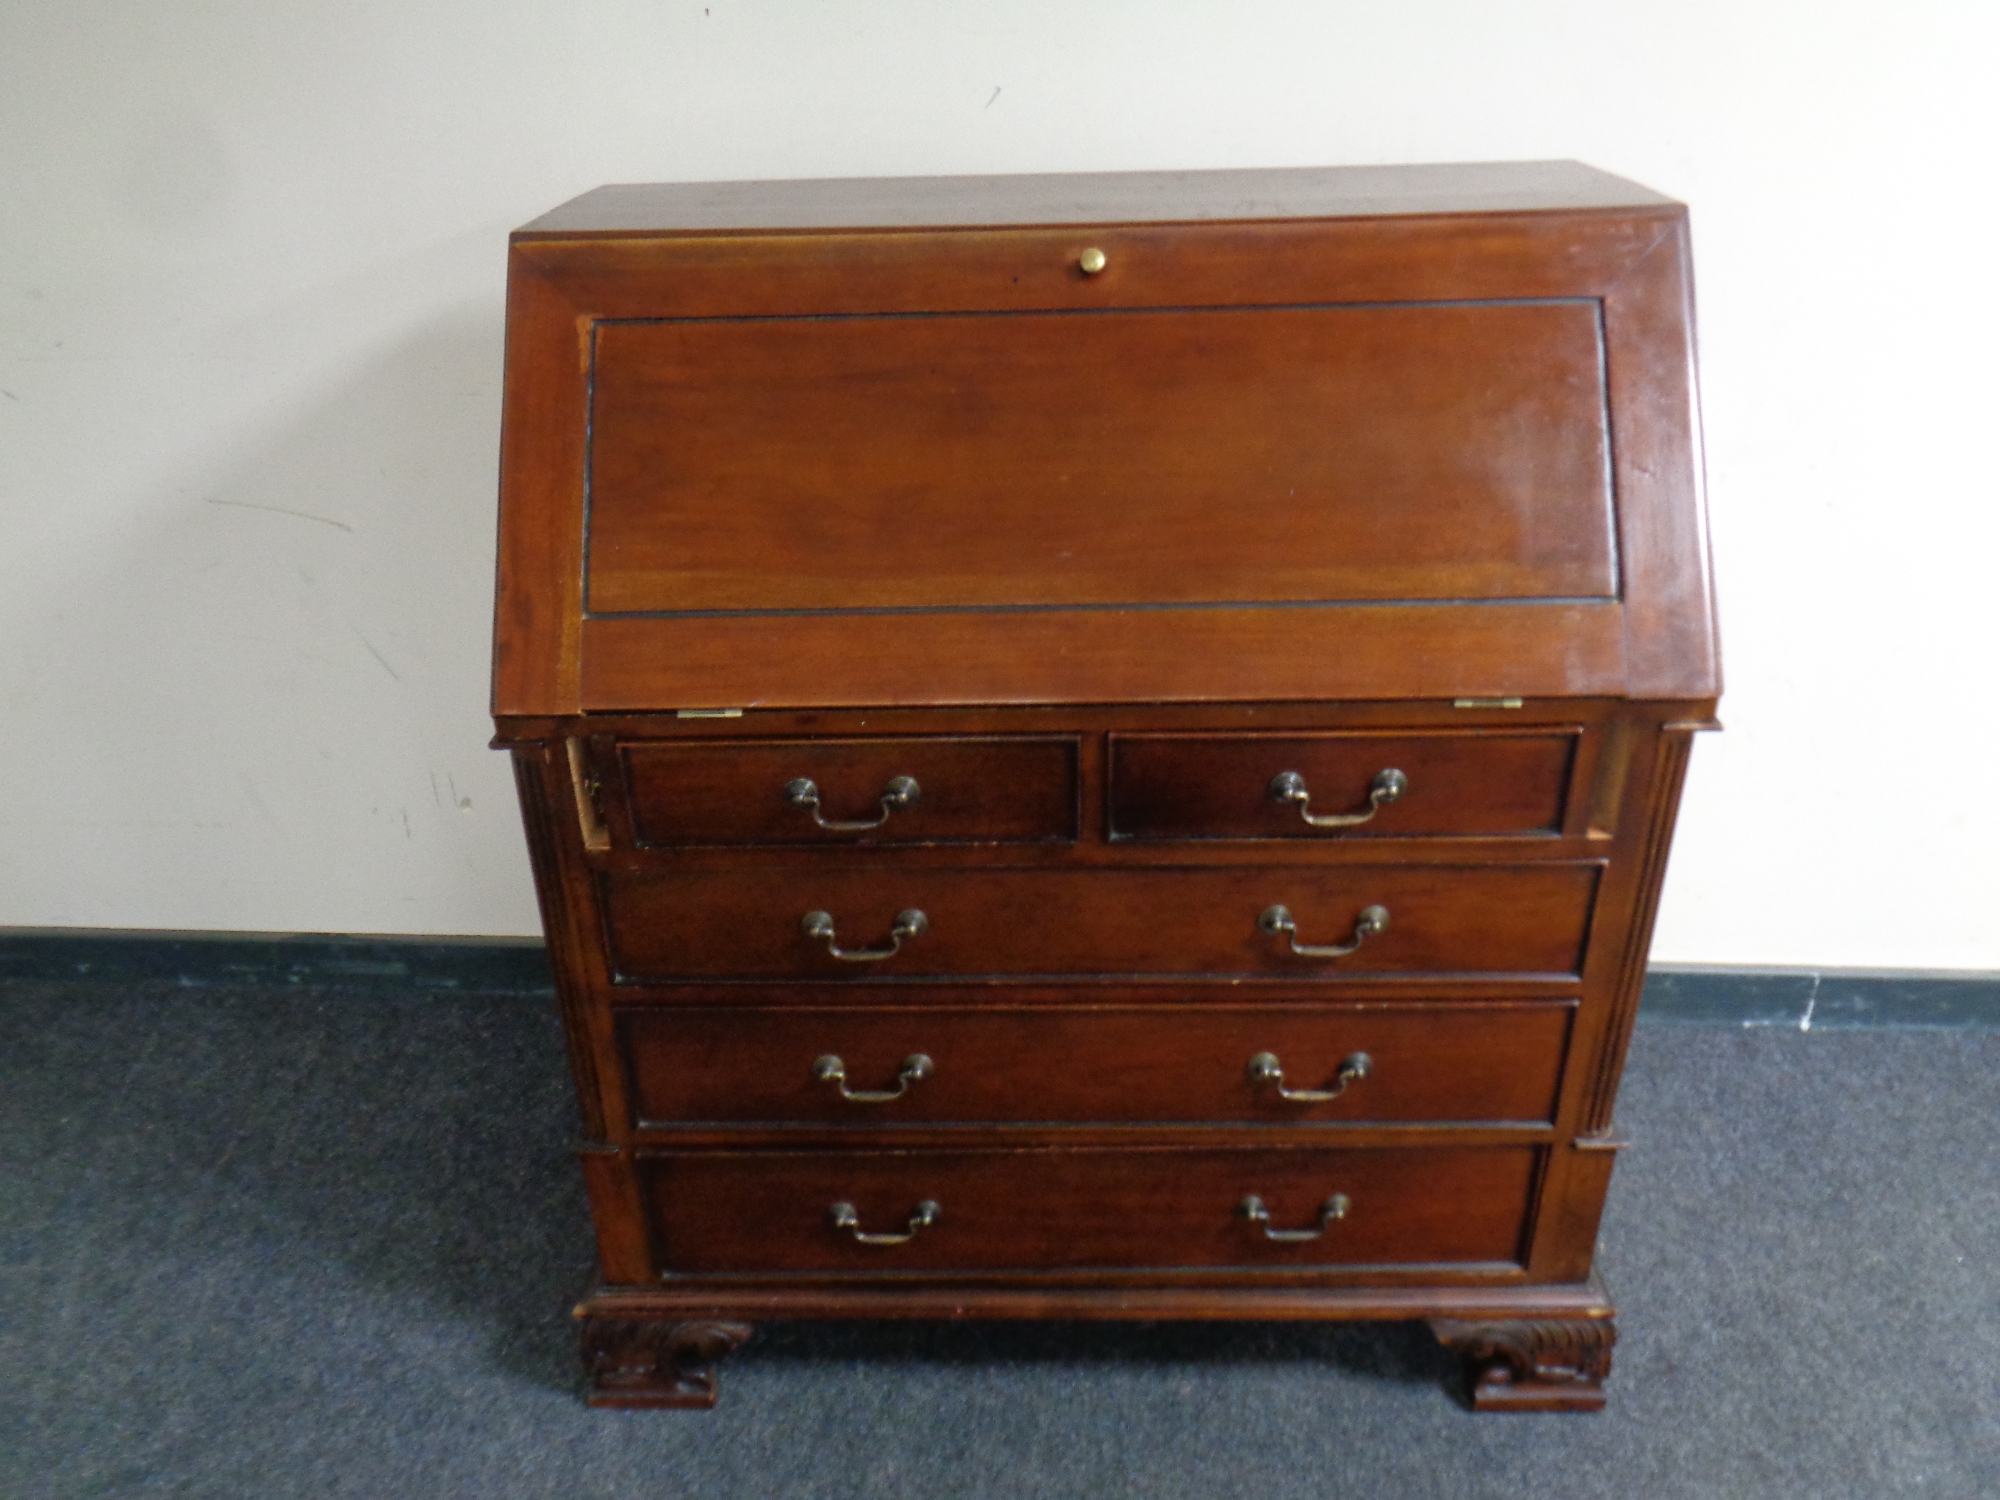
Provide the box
[2,980,1995,1499]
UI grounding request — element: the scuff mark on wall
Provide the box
[352,628,401,682]
[206,496,353,532]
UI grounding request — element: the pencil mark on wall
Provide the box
[0,389,17,400]
[239,772,278,829]
[448,773,472,812]
[206,496,354,531]
[986,86,1002,109]
[352,628,402,682]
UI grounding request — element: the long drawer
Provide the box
[617,1000,1573,1127]
[600,863,1600,981]
[641,1145,1539,1273]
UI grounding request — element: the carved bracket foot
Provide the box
[581,1318,755,1409]
[1429,1315,1616,1412]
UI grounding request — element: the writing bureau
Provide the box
[491,161,1719,1412]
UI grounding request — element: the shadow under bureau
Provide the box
[490,162,1720,1412]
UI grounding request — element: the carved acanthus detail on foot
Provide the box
[1429,1316,1616,1411]
[581,1318,755,1409]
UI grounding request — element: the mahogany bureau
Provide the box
[490,162,1720,1412]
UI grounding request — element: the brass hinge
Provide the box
[1453,696,1524,710]
[676,708,744,719]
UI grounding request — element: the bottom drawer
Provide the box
[640,1145,1538,1274]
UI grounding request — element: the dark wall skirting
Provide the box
[0,929,1996,1030]
[0,928,554,996]
[1639,964,2000,1030]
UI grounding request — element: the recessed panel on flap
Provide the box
[586,300,1617,616]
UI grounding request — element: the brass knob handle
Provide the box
[1078,247,1107,274]
[1239,1193,1350,1243]
[1258,903,1389,960]
[786,774,920,831]
[801,908,929,963]
[814,1052,934,1102]
[1248,1051,1372,1103]
[1268,768,1407,828]
[830,1199,940,1246]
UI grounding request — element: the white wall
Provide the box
[2,1,1995,965]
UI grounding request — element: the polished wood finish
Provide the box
[617,1000,1573,1128]
[576,599,1630,711]
[1431,1315,1617,1412]
[599,863,1600,981]
[495,164,1718,1412]
[581,1319,755,1410]
[1108,730,1577,841]
[495,167,1716,717]
[641,1145,1539,1274]
[618,736,1078,847]
[516,162,1676,237]
[586,302,1615,613]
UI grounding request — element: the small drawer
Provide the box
[618,736,1078,847]
[1109,730,1577,841]
[640,1144,1539,1273]
[600,863,1600,982]
[619,1000,1573,1128]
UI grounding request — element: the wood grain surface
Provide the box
[599,862,1601,981]
[641,1144,1539,1273]
[617,1000,1572,1128]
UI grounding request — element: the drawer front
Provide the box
[1109,730,1576,841]
[619,1001,1572,1127]
[620,736,1078,847]
[586,301,1615,615]
[642,1145,1538,1273]
[601,864,1599,982]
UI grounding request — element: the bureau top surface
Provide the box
[515,161,1677,238]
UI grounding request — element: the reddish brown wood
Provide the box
[599,862,1600,981]
[1108,730,1577,841]
[641,1145,1538,1274]
[575,601,1628,712]
[618,736,1078,847]
[580,1318,754,1409]
[493,165,1718,1413]
[617,1000,1573,1128]
[587,302,1614,614]
[577,1279,1615,1323]
[1582,725,1700,1132]
[510,747,608,1137]
[574,1145,655,1284]
[507,213,1673,327]
[1430,1314,1615,1412]
[518,162,1676,237]
[493,263,588,717]
[1602,222,1720,699]
[494,173,1711,717]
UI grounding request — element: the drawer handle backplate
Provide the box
[786,774,921,831]
[1248,1050,1373,1102]
[801,908,929,962]
[1258,903,1389,959]
[1239,1193,1351,1242]
[1269,767,1407,828]
[814,1052,934,1102]
[830,1199,941,1246]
